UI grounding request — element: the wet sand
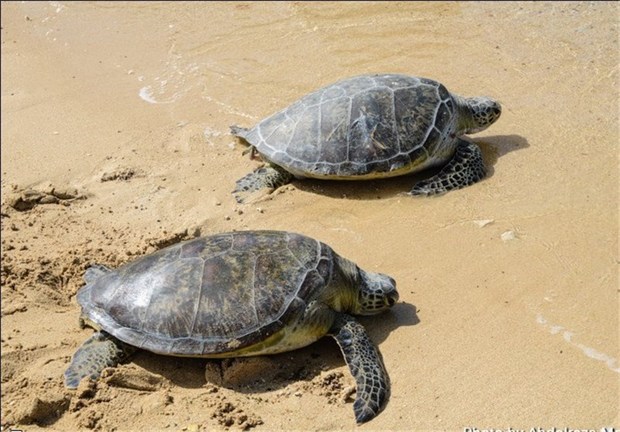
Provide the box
[1,2,618,431]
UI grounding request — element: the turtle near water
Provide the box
[231,73,501,202]
[64,230,399,424]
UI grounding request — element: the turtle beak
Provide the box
[387,296,396,307]
[384,276,399,307]
[387,289,399,307]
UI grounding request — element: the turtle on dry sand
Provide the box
[65,230,399,424]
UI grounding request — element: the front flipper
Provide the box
[233,165,293,203]
[329,314,390,424]
[409,139,486,196]
[64,331,137,389]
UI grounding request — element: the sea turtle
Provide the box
[231,73,501,202]
[64,230,399,424]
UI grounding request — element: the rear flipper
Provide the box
[409,139,486,196]
[64,331,137,389]
[330,314,390,424]
[233,165,293,204]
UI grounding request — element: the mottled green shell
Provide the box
[77,231,334,356]
[240,74,459,179]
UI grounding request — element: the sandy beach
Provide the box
[1,2,618,431]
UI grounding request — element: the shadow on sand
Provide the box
[125,301,418,393]
[279,134,530,200]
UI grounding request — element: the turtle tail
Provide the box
[230,125,250,139]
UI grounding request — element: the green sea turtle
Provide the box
[64,230,399,424]
[231,73,501,202]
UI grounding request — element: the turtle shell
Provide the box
[76,231,335,356]
[240,74,459,179]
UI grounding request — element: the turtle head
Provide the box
[354,269,399,316]
[459,96,502,134]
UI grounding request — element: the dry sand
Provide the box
[1,2,618,431]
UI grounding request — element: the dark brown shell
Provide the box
[77,231,335,356]
[240,74,458,178]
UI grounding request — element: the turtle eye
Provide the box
[387,296,396,307]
